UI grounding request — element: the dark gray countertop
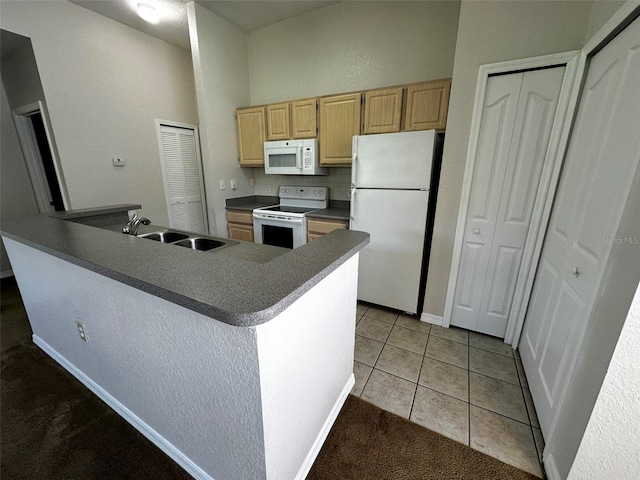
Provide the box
[306,208,350,221]
[1,215,368,327]
[225,195,279,212]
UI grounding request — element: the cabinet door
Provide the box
[363,87,403,134]
[405,79,451,131]
[291,99,317,139]
[227,223,254,242]
[266,102,291,140]
[236,106,266,166]
[319,93,362,165]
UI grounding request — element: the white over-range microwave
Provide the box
[264,139,328,175]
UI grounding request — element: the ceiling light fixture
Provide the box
[137,3,159,24]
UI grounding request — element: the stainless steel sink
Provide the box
[137,230,237,252]
[175,238,226,251]
[139,231,189,243]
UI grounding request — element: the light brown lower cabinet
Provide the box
[226,210,254,242]
[307,218,349,243]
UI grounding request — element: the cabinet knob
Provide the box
[473,228,480,235]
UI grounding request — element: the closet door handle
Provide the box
[473,228,481,234]
[572,266,581,277]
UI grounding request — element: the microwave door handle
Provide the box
[297,147,302,170]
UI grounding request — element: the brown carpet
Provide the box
[1,278,537,479]
[307,395,538,480]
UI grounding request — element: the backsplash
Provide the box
[254,167,352,201]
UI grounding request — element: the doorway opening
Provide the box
[13,102,70,213]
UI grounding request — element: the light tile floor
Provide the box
[353,303,545,478]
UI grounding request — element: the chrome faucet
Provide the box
[122,213,151,236]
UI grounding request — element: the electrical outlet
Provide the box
[266,185,271,193]
[230,178,237,190]
[250,178,255,187]
[77,322,89,342]
[219,180,226,190]
[112,157,125,167]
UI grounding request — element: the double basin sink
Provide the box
[138,230,238,252]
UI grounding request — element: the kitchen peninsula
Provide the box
[1,207,369,480]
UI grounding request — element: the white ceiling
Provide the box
[68,0,338,50]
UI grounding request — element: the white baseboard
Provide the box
[32,335,215,480]
[295,374,355,480]
[544,453,561,480]
[421,313,443,326]
[1,269,14,279]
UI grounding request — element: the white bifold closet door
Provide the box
[451,67,565,337]
[520,16,640,438]
[158,125,208,234]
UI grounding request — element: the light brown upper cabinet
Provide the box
[266,102,291,140]
[319,93,362,165]
[291,98,317,139]
[363,87,403,134]
[236,106,266,166]
[405,79,451,131]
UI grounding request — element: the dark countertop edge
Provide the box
[237,233,369,326]
[1,218,368,328]
[48,204,141,220]
[225,196,279,211]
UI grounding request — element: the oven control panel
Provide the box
[279,186,328,201]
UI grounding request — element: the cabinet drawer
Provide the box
[226,210,253,225]
[307,219,348,235]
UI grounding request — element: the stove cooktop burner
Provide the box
[260,205,320,214]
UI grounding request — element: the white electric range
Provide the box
[253,186,328,249]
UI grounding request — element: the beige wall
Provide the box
[187,2,255,236]
[584,0,627,40]
[0,77,40,275]
[247,0,460,203]
[0,0,198,226]
[424,0,598,317]
[248,1,461,104]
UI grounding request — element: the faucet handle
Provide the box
[122,212,139,234]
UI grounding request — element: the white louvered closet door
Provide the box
[158,125,208,234]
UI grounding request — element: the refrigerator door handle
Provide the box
[350,187,356,224]
[352,136,358,186]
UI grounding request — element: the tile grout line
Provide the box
[468,338,471,447]
[408,332,430,420]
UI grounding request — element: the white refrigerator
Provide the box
[350,130,440,314]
